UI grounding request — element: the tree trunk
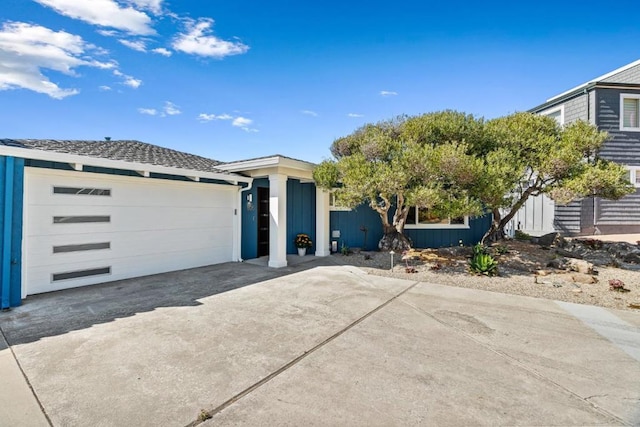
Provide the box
[378,224,412,251]
[481,186,538,244]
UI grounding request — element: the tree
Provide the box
[478,113,634,242]
[313,112,486,251]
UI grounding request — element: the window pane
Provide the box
[623,98,639,128]
[54,187,111,196]
[406,207,417,224]
[635,169,640,185]
[52,267,111,282]
[417,208,449,225]
[547,110,561,124]
[53,242,111,253]
[450,217,465,225]
[53,216,110,224]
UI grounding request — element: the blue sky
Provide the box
[1,1,639,163]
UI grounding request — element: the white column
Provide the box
[268,174,288,268]
[315,188,331,256]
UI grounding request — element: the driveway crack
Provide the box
[0,323,53,427]
[184,278,421,426]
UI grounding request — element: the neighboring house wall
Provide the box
[562,93,589,124]
[594,88,640,231]
[601,67,640,84]
[330,204,490,250]
[0,156,25,308]
[596,88,640,165]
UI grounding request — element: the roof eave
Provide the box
[0,145,252,185]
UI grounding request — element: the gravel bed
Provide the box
[330,242,640,312]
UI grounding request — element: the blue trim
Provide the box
[1,156,24,308]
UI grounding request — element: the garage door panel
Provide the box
[26,227,235,268]
[24,168,238,295]
[26,245,233,295]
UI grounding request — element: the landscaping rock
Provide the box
[567,259,595,274]
[536,232,565,248]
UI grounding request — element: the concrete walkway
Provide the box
[1,259,639,426]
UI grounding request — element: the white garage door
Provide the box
[23,168,237,295]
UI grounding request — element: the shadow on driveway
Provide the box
[0,257,337,346]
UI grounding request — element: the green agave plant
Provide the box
[469,252,498,277]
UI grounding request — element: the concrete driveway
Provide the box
[1,257,639,426]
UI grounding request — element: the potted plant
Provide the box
[295,233,313,256]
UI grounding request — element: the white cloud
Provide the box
[113,69,142,88]
[347,113,364,118]
[199,112,257,131]
[118,39,146,52]
[99,85,112,91]
[34,0,155,35]
[151,47,171,56]
[138,107,157,115]
[97,29,118,37]
[172,18,249,58]
[0,21,115,99]
[380,90,398,97]
[198,113,233,122]
[163,101,181,115]
[301,110,318,117]
[232,116,258,132]
[129,0,163,14]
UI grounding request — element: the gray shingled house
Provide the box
[513,59,640,236]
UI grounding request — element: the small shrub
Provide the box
[294,233,313,248]
[514,230,532,241]
[341,243,350,255]
[198,410,212,422]
[469,252,498,276]
[609,279,630,292]
[494,245,509,255]
[472,243,488,256]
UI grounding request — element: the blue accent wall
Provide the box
[241,178,268,260]
[330,204,491,250]
[1,156,24,308]
[286,180,316,254]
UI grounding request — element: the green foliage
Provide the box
[314,110,635,247]
[469,252,498,276]
[514,230,531,241]
[340,243,350,255]
[494,245,509,255]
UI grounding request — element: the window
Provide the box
[53,242,111,253]
[620,94,640,131]
[52,267,111,282]
[405,207,468,229]
[53,216,110,224]
[542,105,564,125]
[53,186,111,196]
[625,167,640,187]
[329,192,351,211]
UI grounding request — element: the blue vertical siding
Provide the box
[286,180,316,254]
[240,178,269,260]
[330,203,491,250]
[0,156,24,308]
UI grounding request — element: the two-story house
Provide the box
[513,59,640,236]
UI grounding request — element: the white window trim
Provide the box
[404,207,470,229]
[329,191,352,211]
[620,93,640,132]
[541,105,565,125]
[625,166,640,188]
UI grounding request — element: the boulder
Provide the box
[567,259,594,274]
[536,232,565,248]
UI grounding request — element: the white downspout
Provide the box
[237,180,253,262]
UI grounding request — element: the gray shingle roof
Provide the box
[0,139,226,173]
